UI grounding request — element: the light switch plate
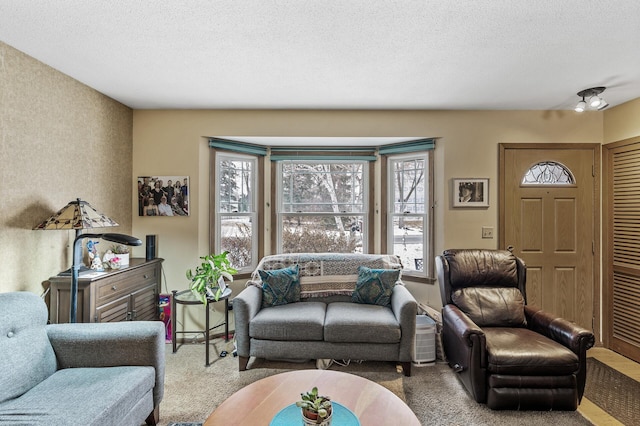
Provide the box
[482,226,494,239]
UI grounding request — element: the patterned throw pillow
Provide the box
[351,266,400,306]
[259,264,301,308]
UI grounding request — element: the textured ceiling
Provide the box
[1,1,639,111]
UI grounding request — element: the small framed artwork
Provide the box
[138,176,190,216]
[452,178,489,208]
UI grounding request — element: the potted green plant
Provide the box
[186,251,237,304]
[110,244,130,266]
[295,387,332,425]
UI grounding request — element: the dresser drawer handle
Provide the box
[111,285,117,291]
[143,274,149,279]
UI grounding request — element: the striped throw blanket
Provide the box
[246,253,403,298]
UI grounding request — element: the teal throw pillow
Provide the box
[352,266,400,306]
[259,264,301,308]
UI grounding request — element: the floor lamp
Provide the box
[71,233,141,322]
[34,198,140,322]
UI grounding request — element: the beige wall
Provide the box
[603,97,640,143]
[133,109,603,311]
[0,42,133,295]
[6,40,640,334]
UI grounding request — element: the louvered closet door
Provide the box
[606,138,640,363]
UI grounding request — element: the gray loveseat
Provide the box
[233,253,418,376]
[0,291,165,426]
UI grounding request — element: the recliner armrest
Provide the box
[525,305,595,354]
[442,304,486,370]
[525,305,595,402]
[442,304,488,402]
[443,304,485,345]
[46,321,165,407]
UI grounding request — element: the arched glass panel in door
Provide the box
[521,161,575,185]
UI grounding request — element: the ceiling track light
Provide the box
[575,86,608,112]
[589,95,602,108]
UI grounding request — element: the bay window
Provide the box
[387,152,432,279]
[214,152,258,273]
[276,161,368,253]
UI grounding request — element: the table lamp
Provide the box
[34,198,119,272]
[33,198,119,234]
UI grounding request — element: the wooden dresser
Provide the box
[47,258,163,324]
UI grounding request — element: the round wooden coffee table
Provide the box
[204,369,420,426]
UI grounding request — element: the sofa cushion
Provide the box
[324,302,401,344]
[484,328,579,375]
[0,292,57,404]
[259,264,301,308]
[351,266,399,306]
[0,366,155,426]
[452,287,526,327]
[250,302,326,341]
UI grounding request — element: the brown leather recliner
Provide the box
[436,249,595,410]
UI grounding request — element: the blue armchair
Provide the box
[0,291,165,425]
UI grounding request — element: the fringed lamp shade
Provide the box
[33,198,118,232]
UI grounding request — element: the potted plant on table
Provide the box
[110,244,131,266]
[186,251,237,304]
[296,387,333,425]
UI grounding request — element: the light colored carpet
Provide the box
[159,340,592,426]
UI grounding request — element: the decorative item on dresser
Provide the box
[46,258,164,323]
[110,243,131,266]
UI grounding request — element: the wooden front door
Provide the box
[499,144,599,333]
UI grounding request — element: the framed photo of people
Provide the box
[138,176,190,216]
[452,178,489,208]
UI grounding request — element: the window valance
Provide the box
[209,137,436,159]
[378,138,436,155]
[208,138,268,156]
[270,147,377,162]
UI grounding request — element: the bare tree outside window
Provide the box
[216,156,257,272]
[279,161,367,253]
[389,157,426,273]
